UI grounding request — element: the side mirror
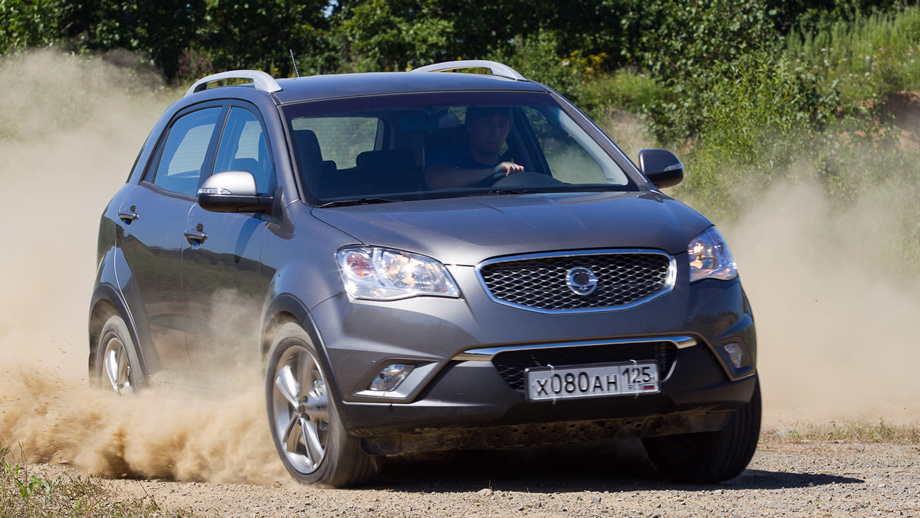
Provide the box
[638,149,684,189]
[197,171,273,213]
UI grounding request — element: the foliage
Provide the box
[488,30,607,107]
[583,69,667,114]
[622,0,780,85]
[785,6,920,104]
[673,51,839,216]
[195,0,330,80]
[618,0,787,144]
[766,0,919,35]
[0,0,71,52]
[329,0,453,72]
[61,1,205,79]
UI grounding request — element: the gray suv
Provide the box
[89,60,759,487]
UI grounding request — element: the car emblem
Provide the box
[566,267,598,296]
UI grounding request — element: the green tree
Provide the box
[0,0,71,52]
[63,0,205,79]
[329,0,452,72]
[198,0,330,78]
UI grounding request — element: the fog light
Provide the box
[723,343,743,369]
[368,364,414,392]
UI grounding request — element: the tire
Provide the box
[265,323,380,488]
[642,380,762,484]
[95,315,143,395]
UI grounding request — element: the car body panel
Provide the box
[115,185,194,372]
[310,191,711,264]
[182,206,269,375]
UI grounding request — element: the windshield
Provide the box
[282,92,639,204]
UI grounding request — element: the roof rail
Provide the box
[185,70,282,97]
[411,60,526,81]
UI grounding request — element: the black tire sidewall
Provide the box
[96,315,143,392]
[643,379,762,483]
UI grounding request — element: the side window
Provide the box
[214,107,275,194]
[153,108,221,196]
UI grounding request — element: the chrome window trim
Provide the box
[452,335,697,362]
[475,249,677,314]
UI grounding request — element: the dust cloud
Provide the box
[728,180,920,426]
[0,50,917,486]
[0,50,286,484]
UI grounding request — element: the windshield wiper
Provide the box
[480,188,549,195]
[318,197,398,208]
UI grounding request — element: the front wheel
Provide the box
[642,380,762,483]
[265,323,380,487]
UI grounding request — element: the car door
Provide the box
[182,105,273,379]
[117,105,223,374]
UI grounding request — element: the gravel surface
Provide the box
[27,439,920,517]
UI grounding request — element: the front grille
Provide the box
[492,342,677,391]
[478,251,674,312]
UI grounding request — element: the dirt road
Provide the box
[23,439,919,517]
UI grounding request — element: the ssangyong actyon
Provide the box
[89,60,760,487]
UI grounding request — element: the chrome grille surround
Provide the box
[476,249,677,313]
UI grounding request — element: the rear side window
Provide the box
[153,108,221,196]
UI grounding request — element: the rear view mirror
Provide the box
[197,170,273,213]
[638,149,684,189]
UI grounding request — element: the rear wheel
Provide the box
[95,315,143,395]
[265,323,380,487]
[642,380,761,483]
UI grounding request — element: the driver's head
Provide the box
[465,107,513,161]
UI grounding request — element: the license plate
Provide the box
[525,362,660,401]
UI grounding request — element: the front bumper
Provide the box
[308,266,756,452]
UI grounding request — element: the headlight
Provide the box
[336,246,461,300]
[688,227,737,282]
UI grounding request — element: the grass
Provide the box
[763,420,920,445]
[1,443,197,518]
[785,5,920,104]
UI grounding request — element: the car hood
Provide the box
[311,191,712,265]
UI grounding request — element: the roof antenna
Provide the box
[289,49,300,78]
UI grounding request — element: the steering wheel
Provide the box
[485,170,510,185]
[488,171,565,188]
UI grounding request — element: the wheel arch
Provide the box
[261,294,353,416]
[88,284,150,379]
[261,294,324,363]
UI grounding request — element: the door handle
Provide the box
[118,207,139,223]
[184,224,207,244]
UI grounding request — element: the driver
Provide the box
[425,106,525,189]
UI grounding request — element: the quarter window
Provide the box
[153,108,221,196]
